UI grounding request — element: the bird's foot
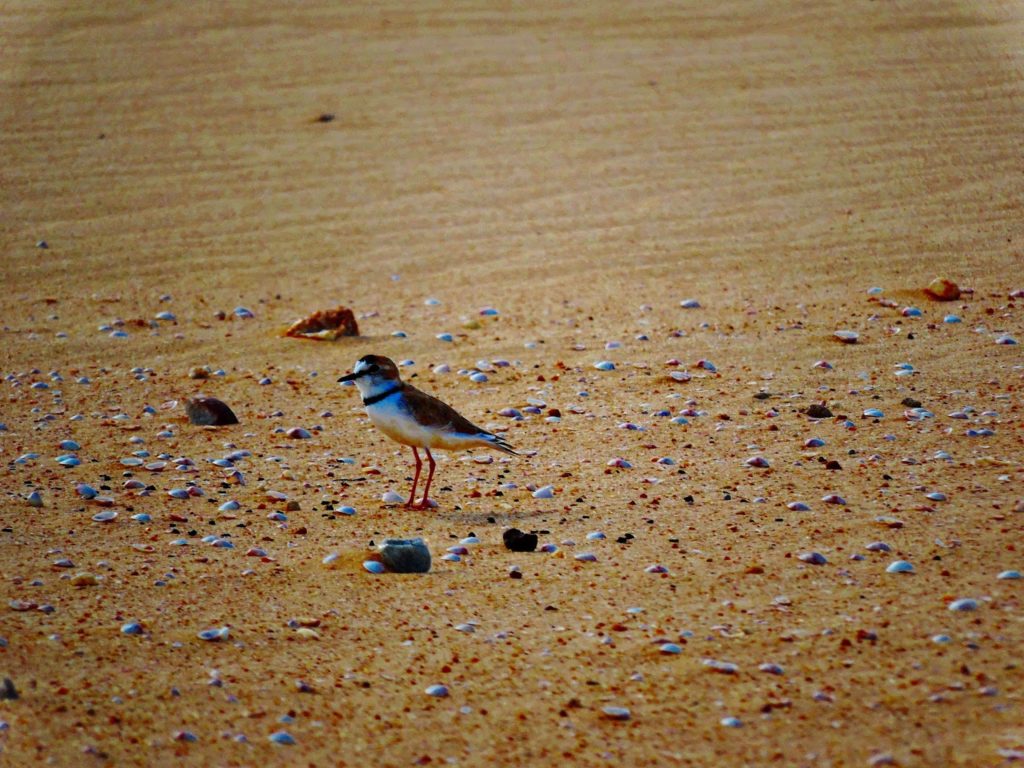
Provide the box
[414,497,438,510]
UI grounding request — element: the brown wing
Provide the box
[400,384,489,435]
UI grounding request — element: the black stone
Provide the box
[503,528,538,552]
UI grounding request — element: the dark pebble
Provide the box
[806,403,833,418]
[0,678,18,700]
[185,396,239,426]
[377,538,432,573]
[503,528,538,552]
[901,397,922,408]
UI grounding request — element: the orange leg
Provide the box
[416,448,436,509]
[406,447,422,507]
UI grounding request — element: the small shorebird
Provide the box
[338,355,516,508]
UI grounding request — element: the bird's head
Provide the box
[338,355,401,396]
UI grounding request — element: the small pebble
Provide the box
[503,529,538,552]
[185,396,238,426]
[947,598,979,612]
[886,560,915,574]
[26,491,43,508]
[601,706,631,721]
[799,551,827,565]
[198,627,230,641]
[377,538,431,573]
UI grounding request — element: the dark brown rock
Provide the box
[185,396,239,426]
[503,528,538,552]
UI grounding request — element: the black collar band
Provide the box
[363,383,404,406]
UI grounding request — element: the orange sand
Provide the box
[1,2,1023,765]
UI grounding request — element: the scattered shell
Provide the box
[167,488,191,499]
[758,663,784,675]
[886,560,915,574]
[865,542,892,553]
[380,491,405,504]
[798,552,827,565]
[601,706,631,721]
[593,360,615,371]
[786,502,810,511]
[75,484,98,500]
[574,552,598,562]
[862,408,884,418]
[947,598,979,612]
[813,360,834,369]
[285,427,311,439]
[645,564,669,574]
[198,627,230,641]
[901,306,922,317]
[586,531,606,541]
[185,396,238,426]
[363,560,386,574]
[26,491,43,508]
[424,684,449,698]
[91,510,118,523]
[120,622,144,635]
[834,330,859,344]
[703,659,739,674]
[821,494,847,505]
[532,485,555,499]
[659,643,683,654]
[720,717,743,728]
[744,456,770,468]
[997,570,1021,580]
[268,731,296,745]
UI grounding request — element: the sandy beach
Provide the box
[2,2,1023,765]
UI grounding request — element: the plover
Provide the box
[339,355,516,508]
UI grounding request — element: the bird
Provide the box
[338,355,516,508]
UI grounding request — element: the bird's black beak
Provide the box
[337,371,361,383]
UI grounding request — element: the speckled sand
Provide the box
[2,2,1023,766]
